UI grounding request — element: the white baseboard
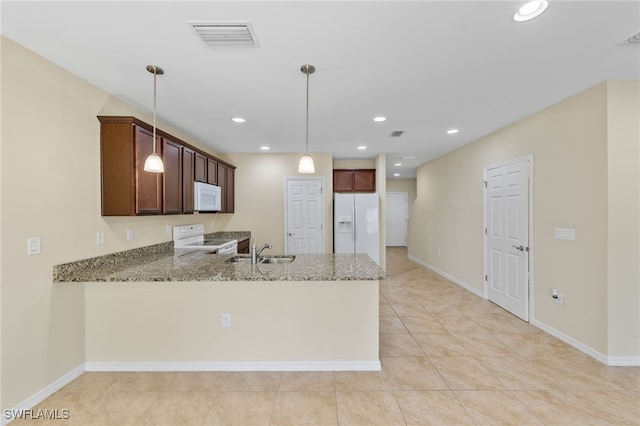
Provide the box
[606,356,640,366]
[84,360,382,372]
[407,253,640,366]
[407,254,484,298]
[534,320,640,366]
[2,364,84,426]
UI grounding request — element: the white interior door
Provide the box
[484,158,530,321]
[386,192,407,246]
[285,178,324,254]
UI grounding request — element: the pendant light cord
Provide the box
[305,69,310,155]
[152,66,158,154]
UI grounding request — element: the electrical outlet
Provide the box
[552,288,563,304]
[126,228,134,241]
[166,225,172,236]
[96,232,105,245]
[221,313,231,328]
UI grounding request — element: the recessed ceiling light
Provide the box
[357,146,367,150]
[373,116,387,122]
[513,1,549,22]
[394,163,402,166]
[260,146,270,150]
[393,173,400,177]
[446,129,459,134]
[231,117,246,123]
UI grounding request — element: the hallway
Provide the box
[12,248,639,425]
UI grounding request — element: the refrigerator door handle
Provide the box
[353,206,357,243]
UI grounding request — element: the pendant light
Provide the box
[298,64,315,173]
[143,65,165,173]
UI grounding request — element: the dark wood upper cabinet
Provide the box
[333,169,354,193]
[194,153,207,183]
[134,126,163,214]
[182,147,195,214]
[98,116,235,216]
[162,137,182,214]
[207,158,218,185]
[333,169,376,193]
[99,117,163,216]
[216,163,235,213]
[226,167,235,213]
[354,169,376,192]
[218,163,227,212]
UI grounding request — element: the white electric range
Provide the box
[173,224,238,254]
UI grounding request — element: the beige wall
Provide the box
[386,179,417,207]
[333,159,375,169]
[85,280,379,364]
[0,37,205,409]
[220,153,334,254]
[409,82,639,360]
[606,81,640,358]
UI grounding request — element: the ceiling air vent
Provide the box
[188,21,259,47]
[621,31,640,44]
[389,130,404,137]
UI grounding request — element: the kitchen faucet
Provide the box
[251,241,272,264]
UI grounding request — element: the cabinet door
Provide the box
[218,163,227,212]
[162,137,182,214]
[333,170,354,192]
[226,167,235,213]
[194,153,207,182]
[182,147,195,214]
[354,169,376,192]
[237,239,249,253]
[207,158,218,185]
[100,120,136,216]
[134,126,162,214]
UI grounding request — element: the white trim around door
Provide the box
[483,155,535,322]
[283,176,326,255]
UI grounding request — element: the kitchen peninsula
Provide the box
[54,241,384,371]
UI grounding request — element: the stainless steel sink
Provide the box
[225,255,296,264]
[259,255,296,264]
[225,256,251,264]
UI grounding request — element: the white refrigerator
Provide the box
[334,193,380,265]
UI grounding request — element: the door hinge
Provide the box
[320,187,324,194]
[483,181,487,188]
[484,228,487,235]
[484,275,488,282]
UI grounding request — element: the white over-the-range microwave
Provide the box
[194,182,221,212]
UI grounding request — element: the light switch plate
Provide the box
[27,237,41,255]
[554,227,575,241]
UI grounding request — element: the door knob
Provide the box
[512,245,525,252]
[288,233,294,237]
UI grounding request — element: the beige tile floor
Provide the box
[14,247,639,425]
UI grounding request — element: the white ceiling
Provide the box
[2,1,639,178]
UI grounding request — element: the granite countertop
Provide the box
[53,234,384,283]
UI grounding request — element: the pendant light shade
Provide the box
[298,154,315,173]
[144,65,165,173]
[298,64,315,174]
[143,153,164,173]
